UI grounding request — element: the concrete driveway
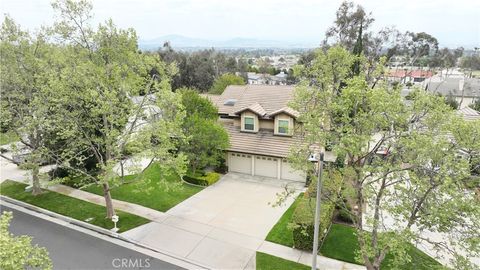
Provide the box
[122,173,304,270]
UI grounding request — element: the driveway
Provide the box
[122,173,304,269]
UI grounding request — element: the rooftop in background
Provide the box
[457,107,480,121]
[389,70,434,79]
[427,78,480,98]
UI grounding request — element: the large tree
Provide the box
[0,16,61,195]
[46,0,187,218]
[178,88,229,174]
[291,46,479,269]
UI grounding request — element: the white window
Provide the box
[244,116,254,131]
[278,119,289,134]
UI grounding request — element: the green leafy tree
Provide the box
[47,0,187,219]
[179,88,229,174]
[291,46,479,269]
[0,16,61,195]
[208,73,245,94]
[0,211,52,270]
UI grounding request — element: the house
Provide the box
[247,72,288,86]
[388,69,434,84]
[427,78,480,108]
[206,85,306,182]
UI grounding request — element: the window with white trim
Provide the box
[278,119,289,134]
[244,116,254,131]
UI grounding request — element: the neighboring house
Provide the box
[247,72,287,86]
[206,85,306,182]
[427,78,480,108]
[388,69,434,84]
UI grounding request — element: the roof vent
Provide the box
[224,99,237,106]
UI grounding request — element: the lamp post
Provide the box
[308,152,324,270]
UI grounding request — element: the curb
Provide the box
[0,195,210,270]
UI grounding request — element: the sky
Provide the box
[1,0,479,48]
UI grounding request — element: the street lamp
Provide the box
[308,151,336,270]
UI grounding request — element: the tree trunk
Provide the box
[102,182,116,219]
[31,165,42,196]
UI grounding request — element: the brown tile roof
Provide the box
[223,122,303,158]
[234,102,267,117]
[269,107,300,118]
[211,85,298,118]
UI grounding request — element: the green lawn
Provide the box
[0,131,18,145]
[265,193,303,247]
[256,252,309,270]
[321,224,441,269]
[82,163,204,212]
[0,180,149,232]
[265,199,441,269]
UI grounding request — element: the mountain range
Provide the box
[139,35,319,50]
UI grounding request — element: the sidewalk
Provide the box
[258,241,365,270]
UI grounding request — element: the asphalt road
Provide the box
[1,205,186,270]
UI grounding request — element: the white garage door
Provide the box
[281,159,305,182]
[229,152,252,175]
[254,156,278,178]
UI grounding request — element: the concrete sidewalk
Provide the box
[258,241,365,270]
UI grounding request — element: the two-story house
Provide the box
[205,85,306,182]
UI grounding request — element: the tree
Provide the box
[291,46,479,269]
[208,73,245,94]
[460,55,480,78]
[0,16,60,195]
[470,99,480,112]
[402,32,439,66]
[0,211,52,269]
[178,88,229,174]
[324,1,374,51]
[47,0,187,219]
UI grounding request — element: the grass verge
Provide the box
[256,252,309,270]
[82,163,203,212]
[0,131,18,145]
[265,193,303,247]
[0,180,149,233]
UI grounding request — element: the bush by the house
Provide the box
[336,208,355,224]
[291,197,335,250]
[183,172,221,186]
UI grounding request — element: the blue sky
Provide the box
[1,0,479,48]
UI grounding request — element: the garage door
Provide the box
[229,152,252,175]
[254,156,278,178]
[281,159,305,182]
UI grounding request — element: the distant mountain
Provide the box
[139,35,318,50]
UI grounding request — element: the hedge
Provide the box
[291,197,335,251]
[183,172,221,186]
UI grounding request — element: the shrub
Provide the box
[183,172,221,186]
[337,208,355,224]
[291,197,335,251]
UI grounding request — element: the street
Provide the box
[1,204,186,270]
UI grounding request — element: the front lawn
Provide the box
[82,163,204,212]
[265,193,303,247]
[0,180,149,232]
[265,198,441,269]
[322,224,442,269]
[0,131,18,145]
[256,252,309,270]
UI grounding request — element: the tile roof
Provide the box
[210,85,298,118]
[427,78,480,98]
[223,122,303,158]
[269,107,300,118]
[234,102,267,117]
[457,107,480,121]
[389,70,434,78]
